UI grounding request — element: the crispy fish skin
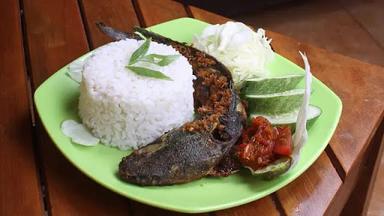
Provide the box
[97,23,245,185]
[119,93,243,185]
[119,128,236,185]
[119,131,218,185]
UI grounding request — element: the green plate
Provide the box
[34,18,342,213]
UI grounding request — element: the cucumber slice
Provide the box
[242,74,304,95]
[246,89,305,115]
[249,105,322,127]
[247,157,292,180]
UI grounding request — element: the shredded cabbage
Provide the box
[193,21,275,88]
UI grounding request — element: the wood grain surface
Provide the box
[277,153,341,216]
[188,6,231,24]
[22,0,134,215]
[363,136,384,215]
[269,30,384,174]
[0,0,44,215]
[23,0,89,86]
[236,0,384,67]
[215,197,280,216]
[269,30,384,215]
[80,0,140,48]
[339,0,384,49]
[136,0,188,27]
[3,0,382,215]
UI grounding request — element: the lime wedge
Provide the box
[246,89,305,115]
[242,74,304,95]
[247,157,292,180]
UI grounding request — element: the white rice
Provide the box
[78,39,195,150]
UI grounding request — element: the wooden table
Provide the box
[1,0,383,215]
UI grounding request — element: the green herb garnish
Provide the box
[129,38,151,65]
[127,38,179,80]
[140,54,180,66]
[126,66,173,80]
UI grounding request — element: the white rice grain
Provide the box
[78,39,195,150]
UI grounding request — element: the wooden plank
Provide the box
[215,197,280,216]
[338,123,383,215]
[235,0,384,67]
[268,30,384,174]
[80,0,140,48]
[188,6,231,24]
[268,30,384,214]
[0,0,44,215]
[22,0,133,215]
[363,134,384,216]
[277,153,342,216]
[325,125,383,215]
[37,132,132,215]
[131,195,278,216]
[184,0,283,17]
[23,0,89,87]
[339,0,384,48]
[135,0,188,27]
[130,202,209,216]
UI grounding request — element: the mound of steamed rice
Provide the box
[78,39,195,150]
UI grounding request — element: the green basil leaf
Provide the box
[140,54,180,66]
[126,66,172,81]
[129,38,151,65]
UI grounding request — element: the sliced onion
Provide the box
[61,120,99,146]
[67,58,85,83]
[291,52,312,168]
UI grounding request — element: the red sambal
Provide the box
[236,116,293,170]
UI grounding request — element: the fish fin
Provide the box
[96,22,140,41]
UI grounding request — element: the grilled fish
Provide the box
[97,23,245,185]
